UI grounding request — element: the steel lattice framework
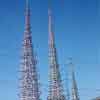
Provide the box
[19,0,40,100]
[70,61,80,100]
[47,3,66,100]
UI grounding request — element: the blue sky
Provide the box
[0,0,100,100]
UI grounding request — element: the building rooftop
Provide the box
[92,97,100,100]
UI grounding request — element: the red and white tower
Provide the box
[47,1,66,100]
[19,0,40,100]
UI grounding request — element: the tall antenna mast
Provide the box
[19,0,40,100]
[47,0,66,100]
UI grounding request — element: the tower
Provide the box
[19,0,40,100]
[47,1,66,100]
[65,61,70,100]
[69,59,79,100]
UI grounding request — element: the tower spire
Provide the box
[25,0,30,27]
[47,0,66,100]
[19,0,40,100]
[69,59,80,100]
[48,1,54,46]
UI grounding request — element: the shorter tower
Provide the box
[65,62,70,100]
[69,59,80,100]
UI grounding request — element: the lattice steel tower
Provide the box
[19,0,40,100]
[47,1,66,100]
[69,60,79,100]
